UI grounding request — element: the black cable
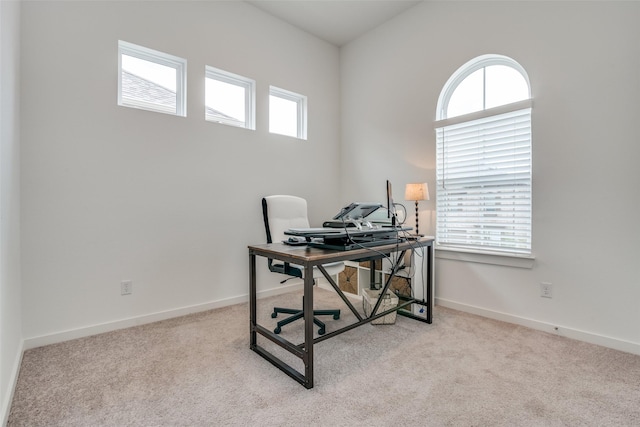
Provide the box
[337,205,426,293]
[339,210,398,285]
[392,202,407,225]
[336,204,430,309]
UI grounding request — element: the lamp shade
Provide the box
[405,183,430,201]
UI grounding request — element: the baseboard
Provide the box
[436,297,640,356]
[24,290,639,356]
[1,339,24,426]
[23,283,303,351]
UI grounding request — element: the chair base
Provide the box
[271,305,340,335]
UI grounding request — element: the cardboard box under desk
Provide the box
[362,289,398,325]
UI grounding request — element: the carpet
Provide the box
[8,288,640,426]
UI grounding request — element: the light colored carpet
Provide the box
[8,288,640,426]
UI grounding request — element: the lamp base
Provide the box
[414,201,421,237]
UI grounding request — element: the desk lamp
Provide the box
[405,183,429,236]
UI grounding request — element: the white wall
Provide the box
[20,1,341,342]
[17,0,640,359]
[0,0,23,421]
[341,1,640,353]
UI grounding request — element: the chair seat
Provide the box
[272,261,345,279]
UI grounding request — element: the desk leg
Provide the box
[249,251,257,349]
[369,260,376,289]
[303,264,314,388]
[427,244,433,324]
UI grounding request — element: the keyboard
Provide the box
[286,227,343,234]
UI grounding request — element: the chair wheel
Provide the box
[274,327,281,334]
[271,312,277,318]
[318,328,325,335]
[333,314,340,320]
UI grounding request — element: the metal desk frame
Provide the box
[249,237,433,389]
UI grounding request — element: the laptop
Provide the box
[322,202,383,228]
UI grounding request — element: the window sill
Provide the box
[435,247,535,269]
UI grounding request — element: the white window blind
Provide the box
[436,108,532,254]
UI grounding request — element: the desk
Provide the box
[249,237,434,388]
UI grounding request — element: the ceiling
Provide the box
[246,0,422,47]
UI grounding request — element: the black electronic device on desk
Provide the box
[322,202,384,229]
[285,226,411,251]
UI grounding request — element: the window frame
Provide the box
[434,55,533,260]
[118,40,187,117]
[436,54,530,121]
[205,66,255,130]
[269,86,307,140]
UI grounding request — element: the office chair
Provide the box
[262,195,343,335]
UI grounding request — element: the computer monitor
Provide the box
[343,180,395,226]
[386,180,393,220]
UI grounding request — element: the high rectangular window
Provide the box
[269,86,307,140]
[118,41,187,116]
[205,66,255,130]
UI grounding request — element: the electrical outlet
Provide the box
[121,280,133,295]
[540,282,552,298]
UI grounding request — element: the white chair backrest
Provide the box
[263,195,310,243]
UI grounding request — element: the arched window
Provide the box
[435,55,532,255]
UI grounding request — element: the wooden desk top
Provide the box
[248,237,434,265]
